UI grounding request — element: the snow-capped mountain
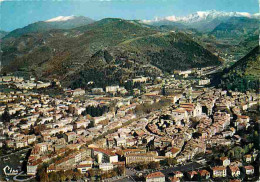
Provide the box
[143,10,259,32]
[4,16,94,39]
[144,10,259,24]
[45,16,76,22]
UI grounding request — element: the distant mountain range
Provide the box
[3,16,94,39]
[1,11,258,90]
[0,18,221,88]
[144,10,260,32]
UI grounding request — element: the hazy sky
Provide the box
[1,0,259,31]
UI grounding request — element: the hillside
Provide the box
[3,16,94,39]
[1,18,221,88]
[211,17,259,38]
[220,46,260,92]
[0,31,8,39]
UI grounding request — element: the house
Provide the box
[228,166,240,177]
[115,137,126,147]
[197,170,210,179]
[199,79,210,86]
[171,108,188,121]
[187,171,197,180]
[72,88,85,96]
[91,88,104,94]
[244,154,252,163]
[64,132,77,143]
[99,163,114,171]
[27,160,42,175]
[106,86,119,93]
[76,164,92,173]
[220,157,230,167]
[173,171,183,178]
[165,147,181,158]
[146,172,165,182]
[212,166,227,178]
[125,152,156,165]
[93,148,118,163]
[244,165,254,175]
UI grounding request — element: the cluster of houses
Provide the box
[0,75,52,90]
[0,74,258,181]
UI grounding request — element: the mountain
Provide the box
[144,10,260,32]
[1,18,221,88]
[220,46,260,92]
[211,17,259,38]
[0,30,8,39]
[3,16,94,39]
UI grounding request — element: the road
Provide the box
[0,147,31,159]
[118,162,204,181]
[13,172,35,182]
[160,162,204,178]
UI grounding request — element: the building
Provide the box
[244,165,254,175]
[106,86,120,93]
[198,170,210,179]
[165,147,181,158]
[173,171,183,178]
[91,88,104,94]
[146,172,165,182]
[99,163,114,171]
[115,137,126,147]
[125,152,157,165]
[228,166,240,177]
[212,166,227,178]
[64,132,77,143]
[93,148,118,163]
[220,157,230,167]
[244,154,252,163]
[199,79,210,86]
[76,164,92,173]
[187,171,197,180]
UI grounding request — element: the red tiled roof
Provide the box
[187,171,197,175]
[212,166,226,171]
[170,147,181,154]
[220,157,229,161]
[244,165,254,170]
[92,147,117,156]
[146,172,165,179]
[198,170,209,176]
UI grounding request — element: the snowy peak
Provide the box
[45,16,76,22]
[144,10,259,24]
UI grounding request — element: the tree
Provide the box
[57,171,66,182]
[88,169,95,177]
[149,162,160,170]
[36,164,49,182]
[162,85,166,96]
[65,169,74,181]
[136,163,148,170]
[117,166,126,176]
[166,158,177,166]
[2,106,11,123]
[73,169,82,180]
[49,172,59,182]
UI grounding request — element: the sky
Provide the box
[0,0,259,31]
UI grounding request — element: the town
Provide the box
[0,67,259,182]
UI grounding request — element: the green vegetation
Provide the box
[83,105,109,117]
[220,46,260,92]
[1,18,221,88]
